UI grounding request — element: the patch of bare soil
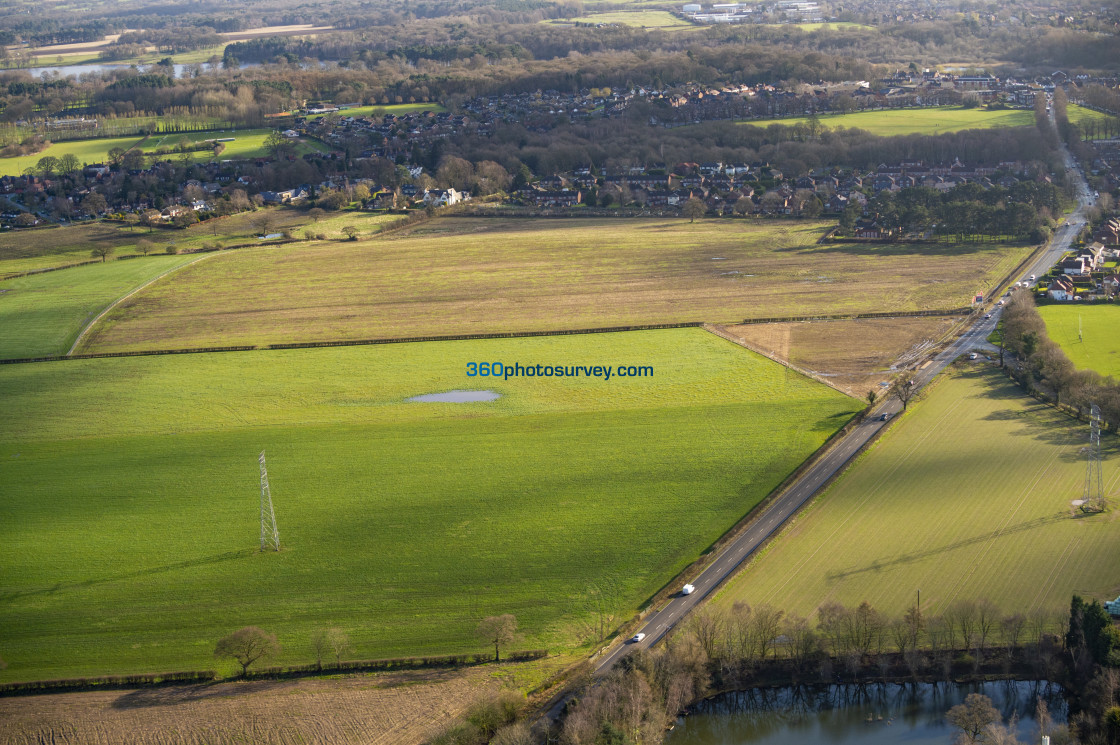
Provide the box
[0,667,499,745]
[717,316,961,398]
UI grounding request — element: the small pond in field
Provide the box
[407,390,501,403]
[666,680,1065,745]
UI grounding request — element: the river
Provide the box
[667,680,1066,745]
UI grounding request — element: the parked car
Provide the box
[969,353,978,360]
[630,633,646,643]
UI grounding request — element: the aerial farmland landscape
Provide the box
[0,0,1119,743]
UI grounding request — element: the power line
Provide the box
[259,450,281,551]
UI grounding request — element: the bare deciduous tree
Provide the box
[214,626,280,676]
[477,614,518,662]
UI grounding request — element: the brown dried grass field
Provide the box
[717,315,962,397]
[0,663,541,745]
[79,217,1029,353]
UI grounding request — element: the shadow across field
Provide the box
[110,668,465,709]
[0,549,255,603]
[824,512,1071,582]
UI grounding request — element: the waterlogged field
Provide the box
[0,328,859,681]
[80,217,1031,353]
[740,106,1034,136]
[0,253,203,359]
[1039,304,1120,378]
[715,365,1120,619]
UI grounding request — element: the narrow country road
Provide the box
[589,133,1094,679]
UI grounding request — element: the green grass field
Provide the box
[0,135,146,177]
[1067,104,1120,140]
[0,128,326,176]
[78,217,1031,353]
[715,364,1120,620]
[1039,304,1120,378]
[0,253,203,359]
[0,328,859,681]
[740,106,1035,137]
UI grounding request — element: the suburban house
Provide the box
[1047,274,1076,301]
[1061,256,1090,276]
[422,188,463,206]
[1102,275,1120,295]
[524,190,582,207]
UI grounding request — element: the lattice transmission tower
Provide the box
[259,450,281,551]
[1081,405,1105,514]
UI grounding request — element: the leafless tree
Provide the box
[477,614,519,662]
[891,373,920,411]
[214,626,280,676]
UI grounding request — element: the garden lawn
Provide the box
[79,217,1032,353]
[1038,304,1120,378]
[0,253,202,359]
[739,106,1034,136]
[715,364,1120,620]
[0,328,860,681]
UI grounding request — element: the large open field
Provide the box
[1039,304,1120,378]
[740,106,1034,136]
[0,128,325,176]
[77,217,1031,353]
[546,11,695,28]
[714,364,1120,620]
[0,328,859,681]
[0,135,146,177]
[0,253,203,359]
[0,208,397,276]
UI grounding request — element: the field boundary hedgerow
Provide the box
[0,321,709,365]
[0,650,548,696]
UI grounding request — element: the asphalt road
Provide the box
[591,141,1094,677]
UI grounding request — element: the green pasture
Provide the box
[0,135,145,177]
[1039,304,1120,378]
[79,217,1031,353]
[0,253,201,359]
[140,128,328,162]
[0,328,859,681]
[1067,104,1120,140]
[740,106,1035,137]
[715,364,1120,620]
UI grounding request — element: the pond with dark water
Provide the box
[666,680,1065,745]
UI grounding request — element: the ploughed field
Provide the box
[76,217,1031,353]
[0,328,859,681]
[715,364,1120,619]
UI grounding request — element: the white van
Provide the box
[682,584,695,596]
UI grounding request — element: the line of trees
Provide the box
[998,290,1120,431]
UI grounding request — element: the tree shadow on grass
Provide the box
[0,549,257,603]
[825,512,1072,583]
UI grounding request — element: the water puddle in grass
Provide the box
[408,390,501,403]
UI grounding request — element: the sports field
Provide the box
[1038,304,1120,378]
[0,328,859,681]
[78,217,1031,353]
[0,253,203,359]
[715,364,1120,619]
[741,106,1034,136]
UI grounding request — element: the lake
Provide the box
[667,680,1066,745]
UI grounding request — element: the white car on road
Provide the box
[630,633,646,643]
